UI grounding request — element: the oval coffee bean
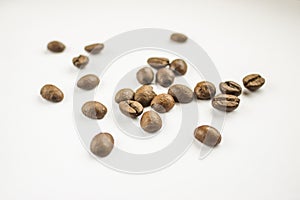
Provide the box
[40,84,64,103]
[219,81,242,96]
[119,100,144,118]
[243,74,265,91]
[194,81,216,100]
[168,84,193,103]
[170,33,188,43]
[114,88,135,103]
[84,43,104,54]
[170,59,187,75]
[77,74,100,90]
[140,111,162,133]
[212,94,240,112]
[47,41,65,53]
[72,55,89,68]
[156,68,175,88]
[82,101,107,119]
[90,133,114,157]
[147,57,169,69]
[151,94,175,113]
[134,85,157,107]
[194,125,221,147]
[136,67,154,85]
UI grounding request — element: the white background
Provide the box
[0,0,300,199]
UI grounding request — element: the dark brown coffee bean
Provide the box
[77,74,100,90]
[115,88,135,103]
[156,68,175,88]
[40,84,64,103]
[84,43,104,54]
[72,55,89,68]
[194,81,216,100]
[134,85,157,107]
[147,57,169,69]
[136,67,154,85]
[243,74,265,91]
[168,84,193,103]
[219,81,242,96]
[170,59,187,75]
[212,94,240,112]
[151,94,175,113]
[82,101,107,119]
[47,41,65,53]
[119,100,143,118]
[140,111,162,133]
[90,133,114,157]
[170,33,188,43]
[194,125,221,147]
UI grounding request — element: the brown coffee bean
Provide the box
[136,67,154,85]
[77,74,100,90]
[47,41,65,53]
[119,100,143,118]
[219,81,242,96]
[82,101,107,119]
[72,55,89,68]
[84,43,104,54]
[194,125,221,147]
[140,111,162,133]
[115,88,135,103]
[90,133,114,157]
[40,84,64,103]
[170,33,188,43]
[243,74,265,91]
[134,85,157,107]
[151,94,175,113]
[212,94,240,112]
[194,81,216,100]
[156,68,175,88]
[168,84,194,103]
[147,57,169,69]
[170,59,187,75]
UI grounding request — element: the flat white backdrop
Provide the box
[0,0,299,199]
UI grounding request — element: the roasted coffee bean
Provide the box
[134,85,157,107]
[84,43,104,54]
[151,94,175,113]
[119,100,143,118]
[115,88,135,103]
[136,67,154,85]
[82,101,107,119]
[194,81,216,100]
[90,133,114,157]
[168,84,193,103]
[147,57,169,69]
[77,74,100,90]
[194,125,221,147]
[140,111,162,133]
[170,33,188,43]
[40,84,64,103]
[243,74,265,91]
[156,68,175,88]
[219,81,242,96]
[170,59,187,75]
[72,55,89,68]
[212,94,240,112]
[47,41,65,53]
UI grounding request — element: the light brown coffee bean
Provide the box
[170,59,187,75]
[40,84,64,103]
[72,55,89,68]
[136,67,154,85]
[77,74,100,90]
[90,133,114,157]
[84,43,104,54]
[194,81,216,100]
[219,81,242,96]
[243,74,265,91]
[47,41,65,53]
[82,101,107,119]
[115,88,135,103]
[140,111,162,133]
[119,100,144,118]
[134,85,157,107]
[168,84,194,103]
[170,33,188,43]
[151,94,175,113]
[156,68,175,88]
[212,94,240,112]
[147,57,169,69]
[194,125,221,147]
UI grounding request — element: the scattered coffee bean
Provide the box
[194,81,216,100]
[136,67,154,85]
[90,133,114,157]
[77,74,100,90]
[156,68,175,87]
[147,57,169,69]
[82,101,107,119]
[168,84,193,103]
[40,84,64,103]
[170,59,187,75]
[170,33,188,43]
[115,88,135,103]
[47,41,65,53]
[243,74,265,91]
[119,100,144,118]
[219,81,242,96]
[84,43,104,54]
[134,85,157,107]
[212,94,240,112]
[194,125,221,147]
[151,94,175,113]
[72,55,89,68]
[140,111,162,133]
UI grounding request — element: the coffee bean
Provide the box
[156,68,175,88]
[72,55,89,68]
[194,125,221,147]
[219,81,242,96]
[170,33,188,43]
[90,133,114,157]
[115,88,135,103]
[40,84,64,103]
[243,74,265,91]
[77,74,100,90]
[136,67,154,85]
[170,59,187,75]
[194,81,216,100]
[147,57,169,69]
[84,43,104,54]
[82,101,107,119]
[119,100,143,118]
[168,84,193,103]
[140,111,162,133]
[134,85,157,107]
[47,41,65,53]
[151,94,175,113]
[212,94,240,112]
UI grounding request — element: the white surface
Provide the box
[0,0,300,199]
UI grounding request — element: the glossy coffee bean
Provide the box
[115,88,135,103]
[72,55,89,68]
[170,59,187,75]
[168,84,193,103]
[82,101,107,119]
[40,84,64,103]
[219,81,242,96]
[194,81,216,100]
[170,33,188,43]
[84,43,104,54]
[151,94,175,113]
[134,85,157,107]
[119,100,143,118]
[77,74,100,90]
[212,94,240,112]
[147,57,169,69]
[194,125,221,147]
[47,41,65,53]
[156,68,175,88]
[136,67,154,85]
[140,111,162,133]
[243,74,265,91]
[90,133,114,157]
